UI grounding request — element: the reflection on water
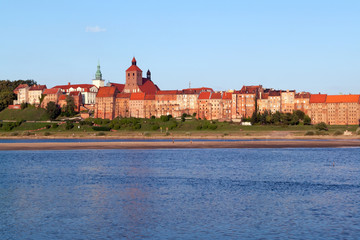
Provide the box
[1,148,360,239]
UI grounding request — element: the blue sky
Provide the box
[1,0,359,94]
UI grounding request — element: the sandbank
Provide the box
[1,140,360,151]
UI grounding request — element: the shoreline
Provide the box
[1,140,360,151]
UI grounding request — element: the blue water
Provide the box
[1,148,360,239]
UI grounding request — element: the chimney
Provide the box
[68,82,71,85]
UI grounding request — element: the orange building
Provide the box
[280,90,295,113]
[326,95,360,125]
[41,88,61,108]
[309,94,328,124]
[231,85,263,119]
[94,86,118,120]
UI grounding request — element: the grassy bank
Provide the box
[0,117,359,139]
[0,107,49,121]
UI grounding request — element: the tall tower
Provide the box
[124,57,143,93]
[92,62,105,88]
[147,69,151,80]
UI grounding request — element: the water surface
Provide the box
[1,148,360,239]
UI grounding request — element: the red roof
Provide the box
[259,93,269,99]
[198,92,211,100]
[145,94,155,100]
[130,92,145,100]
[97,86,118,98]
[116,93,131,98]
[14,84,29,90]
[58,95,67,101]
[139,78,160,94]
[126,65,142,72]
[210,92,222,99]
[310,94,327,103]
[156,90,180,95]
[14,84,29,94]
[222,92,233,100]
[239,85,262,94]
[110,83,125,92]
[43,88,60,95]
[53,84,95,91]
[69,91,81,96]
[29,84,47,91]
[295,92,311,98]
[269,91,281,96]
[326,95,360,103]
[181,87,214,94]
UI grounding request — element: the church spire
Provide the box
[132,57,137,66]
[95,62,102,80]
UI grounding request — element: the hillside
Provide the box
[0,107,49,121]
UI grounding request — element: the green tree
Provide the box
[293,110,305,120]
[46,101,61,120]
[64,96,76,117]
[315,122,328,131]
[304,115,311,125]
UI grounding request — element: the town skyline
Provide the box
[1,1,359,94]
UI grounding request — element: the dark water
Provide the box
[1,148,360,239]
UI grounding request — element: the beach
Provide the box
[1,139,360,150]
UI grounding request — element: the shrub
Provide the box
[151,116,156,120]
[132,123,141,130]
[10,132,19,136]
[160,115,170,122]
[45,124,51,129]
[208,124,218,130]
[315,131,329,135]
[113,124,121,130]
[333,130,343,136]
[315,122,328,131]
[44,132,51,136]
[196,125,202,130]
[95,132,106,136]
[92,126,111,131]
[23,131,31,136]
[152,125,160,131]
[165,132,170,136]
[303,115,311,125]
[52,123,58,129]
[143,132,151,137]
[305,131,315,136]
[65,121,74,130]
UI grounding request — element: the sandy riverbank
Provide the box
[1,140,360,151]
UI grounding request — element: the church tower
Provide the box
[124,57,143,93]
[92,62,105,88]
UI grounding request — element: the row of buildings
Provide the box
[10,58,360,125]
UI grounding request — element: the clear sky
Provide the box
[1,0,359,94]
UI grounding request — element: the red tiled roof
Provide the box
[43,88,60,95]
[310,94,327,103]
[156,90,180,95]
[182,87,214,94]
[259,93,269,99]
[97,86,117,98]
[110,83,125,92]
[126,65,142,72]
[14,84,29,90]
[210,92,222,99]
[239,85,262,94]
[139,78,160,94]
[295,92,311,98]
[269,91,281,96]
[29,84,47,91]
[53,84,95,90]
[58,95,67,101]
[198,92,211,100]
[145,94,155,100]
[116,93,131,98]
[69,91,81,96]
[222,92,233,100]
[326,95,360,103]
[130,92,145,100]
